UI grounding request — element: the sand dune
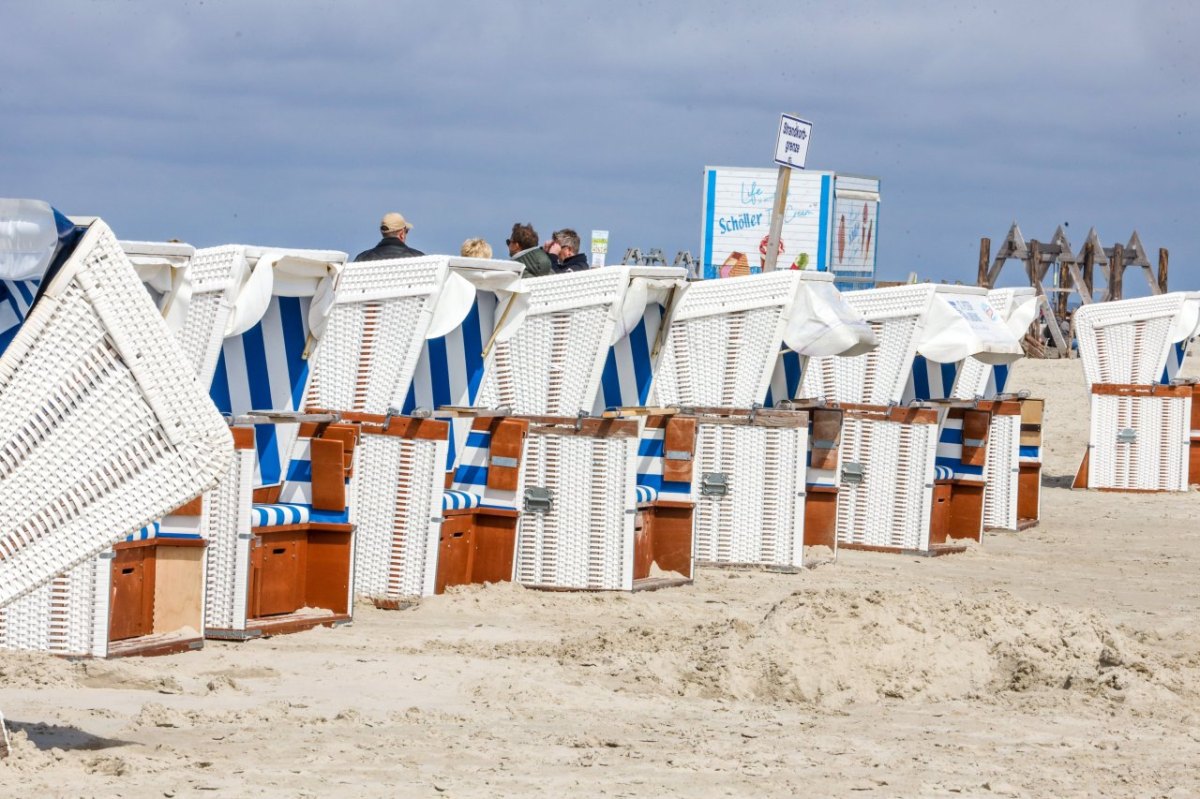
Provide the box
[2,356,1200,797]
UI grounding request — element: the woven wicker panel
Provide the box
[1088,393,1189,491]
[982,412,1021,530]
[0,222,233,610]
[175,246,245,384]
[351,432,444,600]
[655,307,785,407]
[1075,294,1188,387]
[514,432,635,590]
[692,423,806,568]
[836,415,936,551]
[203,448,254,631]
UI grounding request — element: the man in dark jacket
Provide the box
[354,212,424,261]
[551,229,589,272]
[507,222,552,278]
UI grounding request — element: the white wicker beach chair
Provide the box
[0,203,232,658]
[650,270,876,569]
[800,285,1023,554]
[483,267,692,592]
[346,257,526,604]
[1072,293,1200,492]
[204,249,457,638]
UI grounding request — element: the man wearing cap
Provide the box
[354,212,424,261]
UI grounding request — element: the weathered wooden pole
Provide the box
[1158,248,1169,293]
[1082,243,1095,299]
[1111,243,1125,302]
[977,238,991,288]
[762,166,790,272]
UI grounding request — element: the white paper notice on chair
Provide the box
[921,292,1023,365]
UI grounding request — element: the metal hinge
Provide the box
[523,486,554,513]
[1116,428,1137,444]
[841,462,865,485]
[700,472,729,498]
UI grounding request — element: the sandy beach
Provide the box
[2,355,1199,798]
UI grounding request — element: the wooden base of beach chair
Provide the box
[208,523,353,640]
[1074,384,1191,492]
[633,501,694,582]
[929,479,985,546]
[1017,462,1042,528]
[838,542,969,557]
[433,508,519,595]
[803,486,839,550]
[106,538,206,658]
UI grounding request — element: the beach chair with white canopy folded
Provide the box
[799,284,1024,554]
[475,266,692,592]
[204,248,452,638]
[1071,292,1200,492]
[344,256,527,605]
[651,270,876,569]
[0,201,232,658]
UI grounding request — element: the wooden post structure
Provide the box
[977,238,991,288]
[763,166,790,272]
[1158,248,1169,293]
[1110,243,1125,302]
[1082,243,1095,299]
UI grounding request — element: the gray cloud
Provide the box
[1,1,1195,289]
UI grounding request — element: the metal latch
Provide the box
[523,486,554,513]
[490,455,519,468]
[665,450,691,461]
[841,462,865,485]
[1116,428,1137,444]
[700,472,729,498]
[963,438,985,448]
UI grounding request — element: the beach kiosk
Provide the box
[799,284,1024,554]
[0,202,232,658]
[1071,292,1200,492]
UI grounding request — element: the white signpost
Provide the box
[591,230,608,268]
[764,113,813,272]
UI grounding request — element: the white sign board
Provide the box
[590,230,608,268]
[773,114,812,170]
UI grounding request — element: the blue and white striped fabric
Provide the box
[123,521,162,542]
[449,426,519,510]
[1161,340,1189,385]
[442,489,482,511]
[765,349,804,407]
[993,363,1010,395]
[934,465,955,480]
[804,448,838,488]
[635,424,692,502]
[635,485,658,504]
[251,504,310,527]
[210,296,312,488]
[903,355,962,402]
[934,413,984,480]
[0,279,38,356]
[1018,444,1040,464]
[403,294,496,471]
[595,304,664,414]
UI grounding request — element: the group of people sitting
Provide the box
[354,213,589,277]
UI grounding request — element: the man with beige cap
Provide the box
[354,212,424,261]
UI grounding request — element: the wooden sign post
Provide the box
[764,113,812,272]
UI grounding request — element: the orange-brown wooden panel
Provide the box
[486,418,528,492]
[469,510,518,584]
[928,483,952,545]
[803,487,838,549]
[310,437,347,512]
[662,416,697,483]
[960,410,991,467]
[305,530,352,614]
[809,409,842,472]
[251,532,306,618]
[109,547,155,642]
[435,514,474,594]
[644,505,693,577]
[1018,462,1041,521]
[947,483,985,541]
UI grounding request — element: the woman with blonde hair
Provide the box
[460,237,492,259]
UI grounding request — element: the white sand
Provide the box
[3,357,1200,797]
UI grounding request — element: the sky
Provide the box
[2,1,1196,289]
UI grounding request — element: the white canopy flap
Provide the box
[1003,291,1040,337]
[272,254,338,297]
[0,198,59,281]
[920,292,1023,365]
[307,270,338,341]
[426,270,479,340]
[492,290,530,344]
[1170,294,1200,344]
[610,277,681,345]
[783,281,878,358]
[224,252,277,337]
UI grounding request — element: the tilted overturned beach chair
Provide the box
[799,284,1024,554]
[473,266,692,592]
[346,256,526,605]
[650,270,876,569]
[203,248,457,638]
[950,288,1043,531]
[1071,292,1200,492]
[0,201,231,657]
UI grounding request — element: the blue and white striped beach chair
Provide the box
[203,249,452,638]
[801,284,1023,554]
[0,203,232,658]
[651,270,875,570]
[1071,293,1200,492]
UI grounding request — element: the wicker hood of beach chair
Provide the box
[1071,293,1200,493]
[0,216,233,611]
